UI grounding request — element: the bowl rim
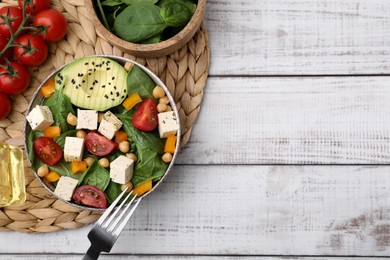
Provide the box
[84,0,206,56]
[23,54,181,212]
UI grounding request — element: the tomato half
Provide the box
[33,137,62,166]
[0,35,11,63]
[0,61,30,95]
[132,98,158,131]
[0,92,11,120]
[14,34,48,66]
[18,0,50,15]
[33,9,67,42]
[85,131,117,156]
[72,185,107,209]
[0,6,23,39]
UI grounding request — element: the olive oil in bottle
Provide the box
[0,142,26,207]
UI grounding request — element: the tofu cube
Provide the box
[76,109,98,130]
[110,155,134,184]
[54,176,79,201]
[26,105,54,131]
[98,111,122,139]
[64,137,85,162]
[158,111,178,138]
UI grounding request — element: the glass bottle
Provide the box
[0,142,26,207]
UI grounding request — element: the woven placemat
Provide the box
[0,0,210,233]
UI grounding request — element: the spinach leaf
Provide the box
[53,129,77,149]
[140,34,162,44]
[160,2,193,27]
[43,87,75,133]
[126,65,157,100]
[158,0,196,14]
[117,113,164,154]
[131,146,167,187]
[81,161,111,191]
[104,182,123,204]
[114,3,166,43]
[121,0,158,5]
[102,0,123,6]
[47,159,88,184]
[27,130,43,163]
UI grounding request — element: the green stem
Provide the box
[96,0,111,31]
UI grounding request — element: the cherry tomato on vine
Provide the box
[33,9,67,42]
[18,0,50,15]
[0,61,30,95]
[0,35,12,63]
[14,34,48,66]
[0,6,23,39]
[0,92,11,120]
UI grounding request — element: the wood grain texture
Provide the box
[205,0,390,75]
[178,76,390,164]
[0,166,389,256]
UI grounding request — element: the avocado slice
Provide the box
[55,57,128,111]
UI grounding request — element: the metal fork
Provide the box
[82,188,142,260]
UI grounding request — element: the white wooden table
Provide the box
[1,0,390,258]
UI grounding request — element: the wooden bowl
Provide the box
[85,0,206,58]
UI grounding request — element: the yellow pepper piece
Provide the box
[44,171,61,182]
[122,93,142,110]
[164,134,177,153]
[71,160,87,174]
[132,180,152,196]
[40,78,56,98]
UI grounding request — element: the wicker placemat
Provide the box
[0,0,210,233]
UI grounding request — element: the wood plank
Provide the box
[178,76,390,164]
[205,0,390,75]
[1,166,389,256]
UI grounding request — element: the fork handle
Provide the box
[82,245,102,260]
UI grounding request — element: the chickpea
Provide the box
[84,157,95,167]
[162,152,173,163]
[76,130,87,138]
[124,62,135,72]
[67,113,77,126]
[99,158,110,168]
[98,112,104,123]
[157,103,167,113]
[166,105,172,111]
[37,165,49,177]
[153,86,165,99]
[159,96,169,105]
[121,182,133,192]
[119,141,130,153]
[126,153,137,161]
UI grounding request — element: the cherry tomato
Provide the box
[85,131,117,156]
[132,98,158,131]
[33,137,62,166]
[0,92,11,120]
[72,185,107,209]
[0,61,30,95]
[0,6,23,39]
[14,34,48,66]
[18,0,50,15]
[0,35,11,63]
[33,9,67,42]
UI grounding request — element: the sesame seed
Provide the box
[85,62,89,65]
[106,67,110,70]
[104,95,108,99]
[112,77,115,80]
[101,85,105,88]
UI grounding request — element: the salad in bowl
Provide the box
[24,55,180,210]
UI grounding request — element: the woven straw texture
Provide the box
[0,0,210,233]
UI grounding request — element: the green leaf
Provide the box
[121,0,158,5]
[42,87,75,133]
[102,0,123,6]
[157,0,196,14]
[81,161,111,191]
[104,182,123,204]
[131,146,167,187]
[27,130,43,163]
[140,34,162,44]
[126,65,157,100]
[114,3,167,43]
[160,2,193,27]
